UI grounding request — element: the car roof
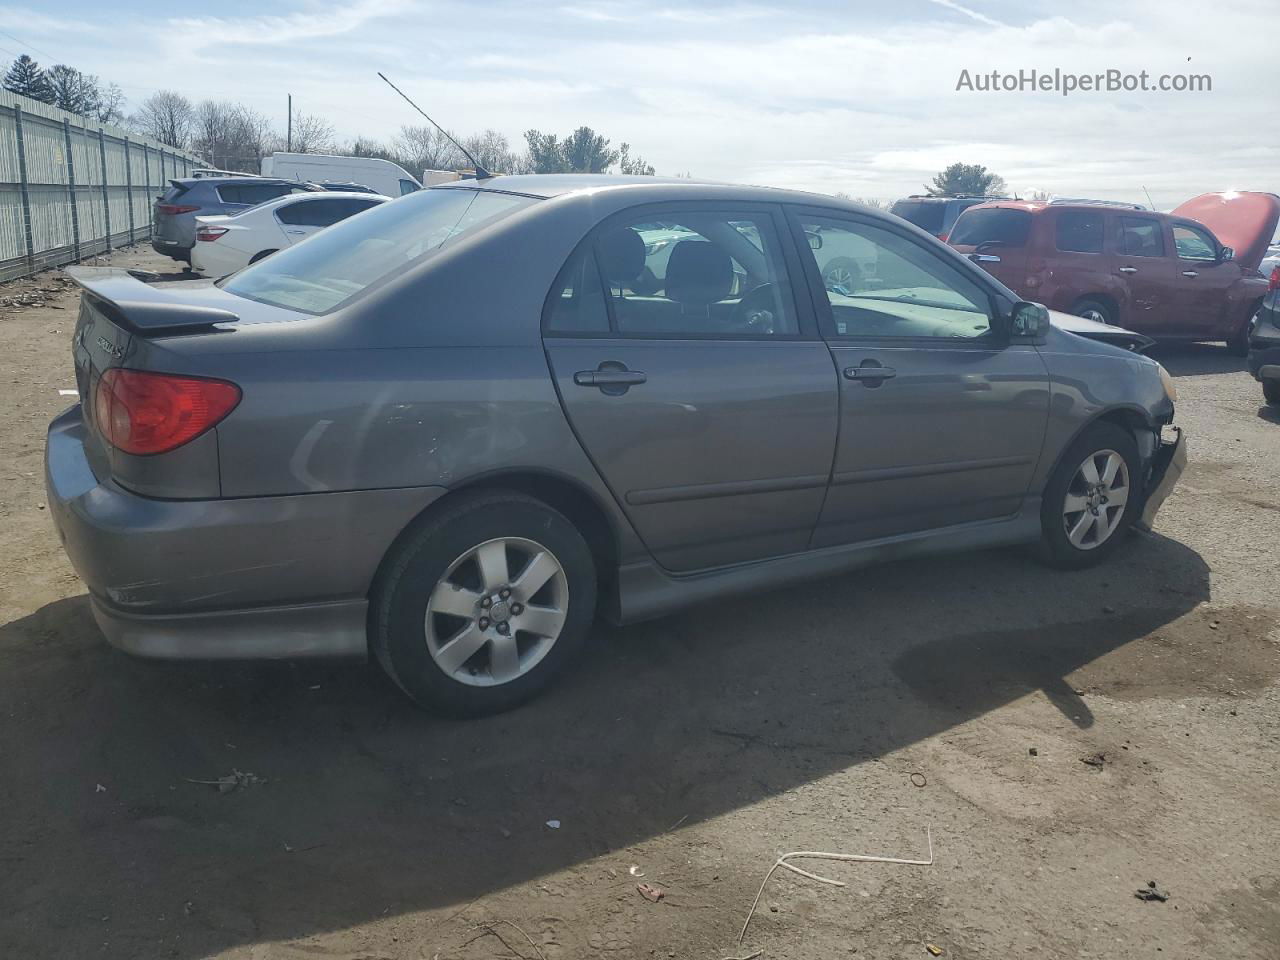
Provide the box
[434,173,884,210]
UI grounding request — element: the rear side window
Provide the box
[276,198,348,227]
[1055,210,1105,253]
[948,208,1031,247]
[223,188,536,314]
[544,244,610,333]
[1119,217,1166,257]
[399,179,420,196]
[218,183,293,206]
[890,200,946,234]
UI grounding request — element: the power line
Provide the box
[0,29,57,62]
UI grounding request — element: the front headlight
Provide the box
[1157,362,1178,404]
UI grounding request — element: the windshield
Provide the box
[890,200,947,234]
[223,188,537,314]
[948,208,1032,247]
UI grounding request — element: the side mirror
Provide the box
[1219,246,1234,262]
[806,230,823,251]
[1010,301,1050,338]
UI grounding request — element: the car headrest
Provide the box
[664,240,733,306]
[597,228,646,285]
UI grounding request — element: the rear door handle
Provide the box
[1181,270,1198,277]
[843,365,897,381]
[1118,266,1138,274]
[574,363,647,395]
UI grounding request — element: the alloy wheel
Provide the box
[424,537,568,686]
[1062,449,1130,550]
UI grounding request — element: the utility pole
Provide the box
[287,94,292,152]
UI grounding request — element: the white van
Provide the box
[260,153,421,197]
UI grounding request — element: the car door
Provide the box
[543,203,839,572]
[1114,215,1177,333]
[1171,220,1239,337]
[787,207,1050,547]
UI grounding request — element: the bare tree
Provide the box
[132,90,194,149]
[288,113,335,154]
[396,124,464,172]
[461,129,525,175]
[94,82,126,124]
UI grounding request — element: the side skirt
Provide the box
[608,499,1043,625]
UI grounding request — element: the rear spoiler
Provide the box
[64,267,238,336]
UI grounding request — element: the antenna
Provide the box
[377,72,491,180]
[1142,185,1156,211]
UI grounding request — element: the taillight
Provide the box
[938,232,949,244]
[157,203,199,215]
[94,369,240,456]
[196,225,229,242]
[1269,266,1279,291]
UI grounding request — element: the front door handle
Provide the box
[574,362,647,395]
[1118,266,1138,274]
[844,364,897,382]
[286,230,308,236]
[1181,270,1198,277]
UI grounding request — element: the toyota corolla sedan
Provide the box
[47,176,1185,716]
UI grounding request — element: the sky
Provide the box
[1,0,1275,208]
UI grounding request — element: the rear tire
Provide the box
[1038,422,1141,570]
[1264,379,1280,406]
[1071,297,1115,326]
[248,249,277,264]
[371,491,597,717]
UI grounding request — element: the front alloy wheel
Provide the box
[1062,450,1130,550]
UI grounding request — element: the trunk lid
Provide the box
[1170,191,1280,271]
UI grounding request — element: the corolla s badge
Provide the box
[96,335,124,360]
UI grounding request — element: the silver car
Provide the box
[47,176,1185,716]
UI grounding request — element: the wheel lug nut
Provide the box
[478,617,490,630]
[481,596,492,608]
[499,588,511,599]
[511,603,524,616]
[496,622,510,635]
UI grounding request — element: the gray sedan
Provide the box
[47,176,1185,716]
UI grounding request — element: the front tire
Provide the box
[1039,422,1141,569]
[1264,378,1280,406]
[372,492,597,717]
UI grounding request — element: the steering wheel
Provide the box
[729,282,780,334]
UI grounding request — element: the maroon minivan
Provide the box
[948,193,1280,353]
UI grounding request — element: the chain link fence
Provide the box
[1,90,203,281]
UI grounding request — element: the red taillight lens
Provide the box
[1269,266,1279,291]
[94,369,240,455]
[196,225,229,242]
[157,203,200,215]
[938,232,949,244]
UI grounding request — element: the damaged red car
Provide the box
[948,192,1280,353]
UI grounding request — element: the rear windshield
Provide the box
[160,182,190,202]
[948,208,1032,247]
[222,188,537,314]
[890,200,947,234]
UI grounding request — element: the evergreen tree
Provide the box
[3,55,53,102]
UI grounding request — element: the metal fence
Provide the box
[1,91,203,282]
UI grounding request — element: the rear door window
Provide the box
[948,208,1031,247]
[1119,217,1166,257]
[1055,210,1106,253]
[276,198,347,227]
[218,183,294,206]
[889,200,946,234]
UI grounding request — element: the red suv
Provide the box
[948,192,1280,353]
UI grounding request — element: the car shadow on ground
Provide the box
[0,533,1210,958]
[1147,342,1246,378]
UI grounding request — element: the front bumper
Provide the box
[45,404,446,660]
[1136,426,1186,532]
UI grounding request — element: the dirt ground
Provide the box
[2,244,1278,960]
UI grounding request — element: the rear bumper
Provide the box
[149,237,191,260]
[1136,426,1186,532]
[45,404,446,660]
